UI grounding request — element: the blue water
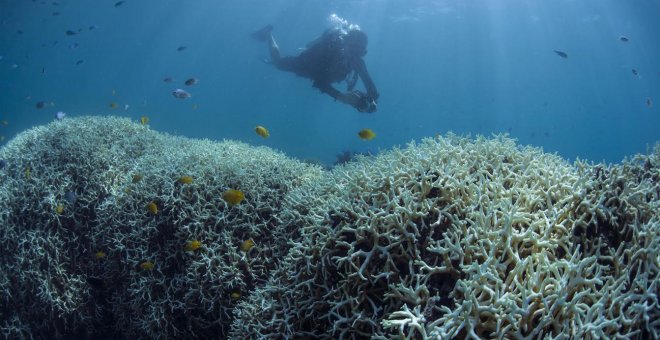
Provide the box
[1,0,659,165]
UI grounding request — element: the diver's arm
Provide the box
[313,81,343,100]
[313,80,368,111]
[351,57,379,100]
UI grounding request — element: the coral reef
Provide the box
[0,117,324,338]
[230,135,659,339]
[334,149,371,167]
[0,117,657,339]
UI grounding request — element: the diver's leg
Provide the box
[268,34,281,64]
[252,25,306,76]
[250,24,273,41]
[252,24,280,63]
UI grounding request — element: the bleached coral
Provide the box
[0,116,324,338]
[230,134,659,339]
[0,117,657,339]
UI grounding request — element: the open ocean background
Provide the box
[0,0,659,166]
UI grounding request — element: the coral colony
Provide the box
[0,116,657,339]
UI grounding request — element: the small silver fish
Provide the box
[172,89,191,99]
[184,78,198,86]
[553,50,568,58]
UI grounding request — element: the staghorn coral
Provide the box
[0,116,324,339]
[230,135,659,339]
[0,117,658,339]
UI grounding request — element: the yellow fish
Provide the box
[230,291,241,300]
[358,129,376,140]
[132,173,144,183]
[192,103,198,110]
[25,167,31,179]
[223,189,245,206]
[109,102,119,109]
[139,261,155,270]
[55,204,64,215]
[240,239,255,252]
[140,116,149,125]
[147,201,158,215]
[95,251,106,259]
[184,240,202,252]
[177,175,193,184]
[255,125,270,138]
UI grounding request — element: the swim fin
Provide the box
[251,24,273,42]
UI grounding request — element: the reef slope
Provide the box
[0,117,657,339]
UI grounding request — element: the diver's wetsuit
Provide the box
[258,26,379,112]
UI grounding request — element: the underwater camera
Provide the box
[350,90,377,113]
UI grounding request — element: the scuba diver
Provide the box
[251,22,379,113]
